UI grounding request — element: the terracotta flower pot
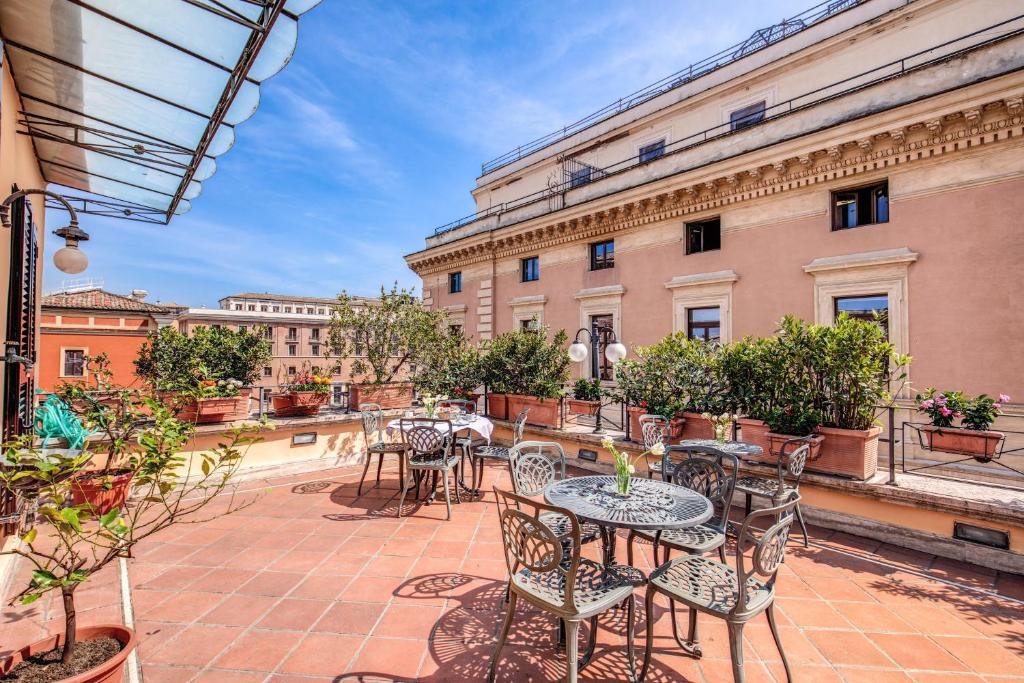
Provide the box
[487,393,509,420]
[814,425,882,480]
[567,399,600,416]
[349,383,414,410]
[766,432,825,461]
[271,391,329,417]
[71,471,134,515]
[170,390,252,424]
[678,411,713,440]
[1,624,137,683]
[920,425,1004,462]
[506,394,560,428]
[627,406,646,442]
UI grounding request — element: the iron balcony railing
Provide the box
[430,15,1024,238]
[478,0,864,176]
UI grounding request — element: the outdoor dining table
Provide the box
[543,475,714,567]
[385,414,495,497]
[678,437,763,460]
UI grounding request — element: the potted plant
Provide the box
[720,337,786,457]
[780,314,910,480]
[0,398,262,682]
[567,378,603,416]
[272,366,331,417]
[135,326,269,424]
[763,402,825,461]
[615,356,682,441]
[413,328,484,411]
[484,328,570,428]
[330,284,445,410]
[917,389,1009,461]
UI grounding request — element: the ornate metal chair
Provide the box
[489,487,638,683]
[507,441,600,545]
[357,403,408,495]
[397,418,461,520]
[734,437,812,546]
[639,494,800,683]
[440,398,487,477]
[627,446,739,566]
[639,414,671,479]
[468,408,529,491]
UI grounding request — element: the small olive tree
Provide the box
[328,284,445,384]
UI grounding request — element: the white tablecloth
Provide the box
[386,415,494,444]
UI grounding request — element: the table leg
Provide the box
[600,525,618,566]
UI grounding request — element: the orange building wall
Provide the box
[38,320,154,392]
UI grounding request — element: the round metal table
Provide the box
[678,438,763,459]
[544,475,713,566]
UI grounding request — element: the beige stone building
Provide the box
[406,0,1024,399]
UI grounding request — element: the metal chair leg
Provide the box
[639,587,656,683]
[727,621,746,683]
[767,604,792,682]
[453,465,462,504]
[357,451,373,495]
[625,595,637,681]
[626,530,636,566]
[795,502,810,547]
[375,452,384,483]
[487,591,517,682]
[718,543,727,564]
[396,466,408,518]
[441,469,452,520]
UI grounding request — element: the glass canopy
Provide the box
[0,0,321,223]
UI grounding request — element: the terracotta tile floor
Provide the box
[2,461,1023,682]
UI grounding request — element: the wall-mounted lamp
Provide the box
[0,189,89,274]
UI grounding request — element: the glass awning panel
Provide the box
[0,0,322,223]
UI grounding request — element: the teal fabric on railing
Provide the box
[34,395,92,450]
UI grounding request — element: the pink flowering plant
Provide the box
[917,388,1010,431]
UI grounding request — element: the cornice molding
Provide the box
[665,270,740,289]
[509,295,547,306]
[574,285,625,300]
[803,247,919,274]
[408,96,1023,275]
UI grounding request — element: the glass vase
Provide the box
[715,424,728,443]
[615,469,631,495]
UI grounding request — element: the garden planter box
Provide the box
[813,425,882,480]
[1,624,137,683]
[628,408,685,442]
[171,390,252,424]
[628,406,645,441]
[271,391,329,417]
[72,471,134,515]
[349,382,414,410]
[487,393,509,420]
[737,418,773,463]
[567,399,600,416]
[767,433,825,462]
[679,411,714,440]
[506,394,560,428]
[920,425,1003,462]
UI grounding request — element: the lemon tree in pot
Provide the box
[329,284,445,410]
[272,364,332,417]
[0,399,262,682]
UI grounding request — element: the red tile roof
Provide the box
[42,288,170,314]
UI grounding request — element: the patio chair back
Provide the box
[508,441,566,497]
[493,487,581,614]
[639,414,669,449]
[399,418,453,458]
[511,408,530,445]
[360,403,384,444]
[439,399,477,414]
[670,445,739,533]
[777,438,811,482]
[732,492,801,615]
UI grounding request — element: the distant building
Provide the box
[39,288,173,392]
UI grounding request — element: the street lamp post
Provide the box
[567,327,626,434]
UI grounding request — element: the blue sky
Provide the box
[42,0,811,307]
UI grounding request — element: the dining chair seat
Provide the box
[512,557,637,618]
[648,554,773,617]
[631,521,727,557]
[368,441,408,454]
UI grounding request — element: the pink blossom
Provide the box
[999,394,1011,403]
[954,412,963,419]
[935,395,947,405]
[939,407,952,417]
[920,399,934,409]
[993,403,1002,409]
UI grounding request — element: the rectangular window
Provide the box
[311,344,320,356]
[306,307,314,314]
[685,217,721,254]
[638,138,666,163]
[590,240,614,271]
[521,256,539,282]
[63,349,85,377]
[311,328,320,340]
[260,305,268,312]
[238,325,247,333]
[835,294,889,337]
[317,308,325,315]
[211,324,222,329]
[519,318,538,333]
[248,305,255,311]
[287,344,297,356]
[449,271,462,293]
[284,306,291,313]
[832,181,889,230]
[449,324,463,336]
[569,166,591,188]
[288,366,296,375]
[272,306,280,312]
[590,314,614,381]
[264,326,273,340]
[287,327,297,340]
[263,366,272,377]
[687,307,721,342]
[233,304,242,311]
[730,101,766,131]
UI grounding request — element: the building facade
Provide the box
[39,287,173,392]
[406,0,1024,400]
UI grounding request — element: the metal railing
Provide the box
[431,15,1024,238]
[479,0,865,176]
[899,418,1024,491]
